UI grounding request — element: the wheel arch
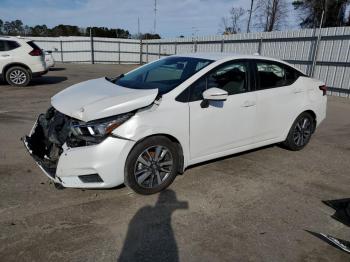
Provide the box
[3,63,32,76]
[130,133,185,174]
[302,109,317,133]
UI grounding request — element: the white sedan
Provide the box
[23,53,327,194]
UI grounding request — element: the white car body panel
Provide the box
[25,53,327,189]
[45,52,55,68]
[51,77,159,121]
[56,137,135,188]
[188,92,257,159]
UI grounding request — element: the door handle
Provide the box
[1,54,10,57]
[242,101,256,108]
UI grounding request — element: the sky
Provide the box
[0,0,300,37]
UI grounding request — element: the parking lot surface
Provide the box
[0,63,349,262]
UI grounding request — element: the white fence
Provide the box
[31,27,350,97]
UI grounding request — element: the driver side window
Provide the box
[189,61,248,102]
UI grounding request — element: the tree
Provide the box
[86,27,130,38]
[0,19,3,34]
[293,0,350,28]
[30,25,49,36]
[220,7,246,34]
[50,24,81,37]
[3,20,24,35]
[256,0,288,32]
[141,33,161,39]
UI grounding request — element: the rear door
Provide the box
[0,40,14,73]
[188,60,257,160]
[253,60,305,142]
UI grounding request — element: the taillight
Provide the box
[319,85,327,96]
[29,49,42,56]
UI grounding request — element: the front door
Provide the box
[189,60,257,160]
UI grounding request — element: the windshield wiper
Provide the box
[105,74,124,83]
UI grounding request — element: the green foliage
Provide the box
[86,27,130,38]
[141,33,161,40]
[293,0,350,28]
[0,19,133,38]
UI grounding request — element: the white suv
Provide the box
[0,36,48,87]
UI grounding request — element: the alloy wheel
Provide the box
[134,145,173,189]
[293,117,312,147]
[9,70,27,85]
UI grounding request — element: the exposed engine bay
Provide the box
[23,107,104,177]
[23,108,72,176]
[23,105,137,179]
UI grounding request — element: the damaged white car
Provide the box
[23,53,327,194]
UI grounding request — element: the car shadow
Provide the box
[49,67,66,71]
[322,198,350,227]
[28,76,68,86]
[117,190,188,262]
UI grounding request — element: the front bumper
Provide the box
[23,118,135,188]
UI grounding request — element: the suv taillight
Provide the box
[319,85,327,96]
[29,49,42,56]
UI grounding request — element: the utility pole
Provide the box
[138,17,140,39]
[247,0,254,33]
[153,0,157,34]
[90,27,95,64]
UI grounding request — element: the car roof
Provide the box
[0,36,31,42]
[172,52,302,73]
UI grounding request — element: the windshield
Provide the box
[115,56,213,95]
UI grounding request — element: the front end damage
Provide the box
[23,108,71,180]
[23,107,83,182]
[23,107,136,188]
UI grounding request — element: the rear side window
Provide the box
[0,41,5,51]
[0,40,20,51]
[256,61,301,90]
[6,41,20,51]
[27,41,41,50]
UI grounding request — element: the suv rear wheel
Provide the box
[5,66,31,87]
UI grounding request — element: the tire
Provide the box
[125,136,180,195]
[282,112,315,151]
[5,66,31,87]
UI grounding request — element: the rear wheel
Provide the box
[282,112,315,151]
[5,66,31,87]
[125,136,179,195]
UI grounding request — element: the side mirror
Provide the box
[202,87,228,101]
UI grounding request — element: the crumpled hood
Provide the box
[51,77,158,122]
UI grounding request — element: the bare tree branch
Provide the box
[256,0,288,32]
[220,7,246,35]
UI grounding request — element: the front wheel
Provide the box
[282,112,315,151]
[5,66,31,87]
[124,136,179,195]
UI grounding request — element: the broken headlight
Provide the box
[71,112,134,138]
